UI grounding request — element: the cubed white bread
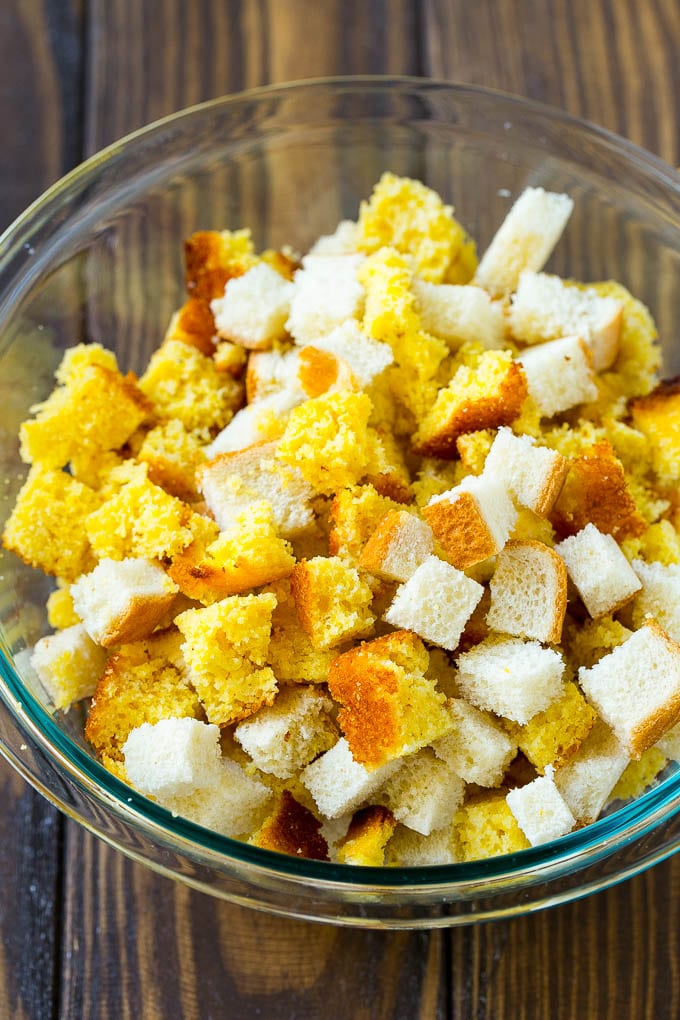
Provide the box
[198,441,316,536]
[474,187,574,296]
[487,540,568,644]
[433,699,516,786]
[300,737,400,819]
[31,623,107,711]
[656,720,680,761]
[456,637,565,724]
[234,686,338,779]
[210,263,294,350]
[555,525,642,619]
[554,720,630,823]
[413,278,506,350]
[306,220,360,257]
[206,388,303,457]
[360,509,434,582]
[384,555,484,652]
[632,560,680,642]
[319,813,353,859]
[286,255,365,344]
[378,748,464,835]
[509,271,623,370]
[122,718,223,799]
[70,557,179,648]
[246,348,302,403]
[165,758,272,837]
[578,621,680,757]
[423,474,517,569]
[483,426,568,516]
[301,320,393,388]
[384,820,461,866]
[505,766,576,846]
[517,335,598,418]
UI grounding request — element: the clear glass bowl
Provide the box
[2,77,680,929]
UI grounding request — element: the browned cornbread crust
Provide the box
[422,492,498,569]
[184,231,251,302]
[163,297,217,356]
[250,790,330,860]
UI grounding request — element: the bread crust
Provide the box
[422,493,497,569]
[96,591,178,648]
[163,298,216,357]
[250,790,330,860]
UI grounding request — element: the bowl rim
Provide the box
[2,74,680,894]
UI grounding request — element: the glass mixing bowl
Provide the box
[2,77,680,929]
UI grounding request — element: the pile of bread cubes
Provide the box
[6,172,680,867]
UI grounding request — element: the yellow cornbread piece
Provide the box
[46,583,80,630]
[265,578,338,684]
[456,794,530,861]
[163,297,217,357]
[630,381,680,486]
[562,615,632,670]
[139,339,242,439]
[610,747,667,801]
[137,419,206,502]
[86,463,195,561]
[290,556,375,651]
[206,502,295,591]
[54,342,119,384]
[336,806,397,866]
[507,682,597,773]
[184,227,258,302]
[328,484,406,562]
[276,391,374,494]
[623,520,680,566]
[357,172,477,284]
[3,466,100,580]
[175,593,278,725]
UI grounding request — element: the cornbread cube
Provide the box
[234,686,338,779]
[413,279,505,350]
[487,540,568,643]
[356,172,477,284]
[286,254,365,343]
[3,465,99,581]
[364,426,413,503]
[249,791,329,860]
[423,475,517,570]
[554,720,630,823]
[265,578,338,684]
[85,464,195,561]
[210,262,294,350]
[433,700,516,787]
[54,342,118,384]
[122,718,223,799]
[359,510,434,582]
[578,621,680,757]
[384,556,484,652]
[412,350,528,458]
[632,560,680,642]
[175,593,278,725]
[71,558,178,647]
[304,320,393,388]
[456,793,530,861]
[213,339,249,376]
[610,747,667,801]
[275,391,374,494]
[510,271,623,370]
[517,336,598,418]
[474,187,573,296]
[184,228,257,302]
[630,380,680,484]
[328,484,406,562]
[31,623,107,711]
[328,630,453,768]
[290,557,374,651]
[555,524,641,619]
[507,681,597,773]
[456,637,565,724]
[163,297,217,356]
[562,614,632,671]
[505,767,576,846]
[204,502,295,594]
[301,738,400,819]
[198,442,315,537]
[384,821,461,866]
[379,749,464,835]
[139,339,242,439]
[483,427,568,516]
[336,806,397,866]
[20,362,150,469]
[166,758,272,837]
[137,419,206,502]
[46,582,80,630]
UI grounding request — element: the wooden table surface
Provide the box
[2,2,680,1017]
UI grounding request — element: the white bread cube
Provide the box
[656,720,680,760]
[517,335,598,418]
[510,270,623,370]
[206,388,303,457]
[578,621,680,757]
[379,748,464,835]
[210,263,294,350]
[286,255,365,343]
[412,278,506,350]
[384,555,484,652]
[423,474,517,570]
[122,718,223,799]
[456,637,565,724]
[300,737,400,819]
[246,348,302,402]
[306,220,360,256]
[632,560,680,642]
[487,540,568,644]
[555,524,642,619]
[474,187,574,296]
[31,623,107,711]
[433,699,516,787]
[302,320,392,388]
[384,822,461,866]
[483,426,568,516]
[360,510,434,582]
[165,758,271,837]
[234,686,338,779]
[198,441,315,536]
[554,720,630,823]
[71,558,179,648]
[506,766,576,846]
